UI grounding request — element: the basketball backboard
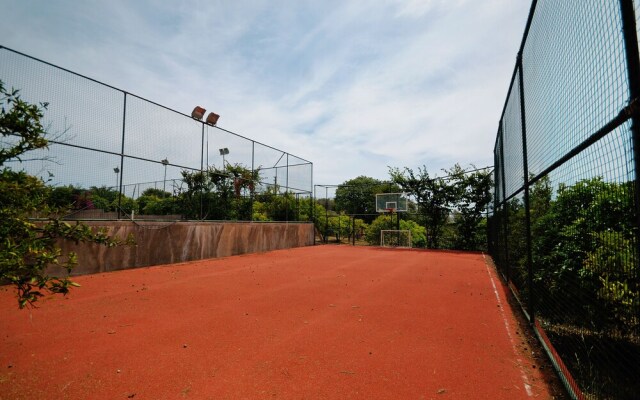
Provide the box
[375,193,408,213]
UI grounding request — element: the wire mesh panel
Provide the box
[530,123,638,399]
[502,71,525,199]
[636,0,640,45]
[522,1,629,177]
[253,141,288,192]
[494,129,505,206]
[504,192,529,305]
[206,126,254,171]
[0,49,125,154]
[124,95,203,170]
[286,154,313,195]
[315,185,339,243]
[490,205,508,279]
[490,1,640,399]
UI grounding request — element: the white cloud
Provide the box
[0,0,531,187]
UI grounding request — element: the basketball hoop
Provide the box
[375,193,407,214]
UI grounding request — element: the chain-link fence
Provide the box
[0,46,313,222]
[313,184,385,245]
[490,1,640,398]
[313,167,491,250]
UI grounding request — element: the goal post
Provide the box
[380,230,412,248]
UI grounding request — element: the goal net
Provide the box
[380,230,412,248]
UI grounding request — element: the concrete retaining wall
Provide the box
[52,221,315,276]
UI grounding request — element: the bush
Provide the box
[399,219,427,248]
[531,178,638,333]
[364,215,394,245]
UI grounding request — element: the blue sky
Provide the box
[1,0,531,185]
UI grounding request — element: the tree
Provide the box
[141,187,171,198]
[389,164,492,250]
[49,185,82,209]
[140,195,179,215]
[0,80,124,308]
[389,166,457,248]
[262,190,297,221]
[334,176,399,221]
[179,164,261,220]
[448,165,492,250]
[326,213,362,242]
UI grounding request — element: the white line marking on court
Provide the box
[482,254,534,397]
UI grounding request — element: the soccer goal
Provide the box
[380,230,412,248]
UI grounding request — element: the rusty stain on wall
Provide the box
[50,221,315,276]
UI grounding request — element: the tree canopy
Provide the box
[334,176,399,220]
[389,164,491,248]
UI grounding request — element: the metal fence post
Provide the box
[313,185,317,245]
[619,0,640,330]
[251,141,255,222]
[200,123,205,220]
[325,186,329,243]
[117,92,127,219]
[517,56,535,323]
[310,165,314,228]
[498,124,510,283]
[286,153,290,222]
[352,216,356,246]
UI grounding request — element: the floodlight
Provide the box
[219,148,229,156]
[161,159,169,192]
[191,106,206,120]
[206,112,220,125]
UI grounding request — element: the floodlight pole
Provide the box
[219,147,230,169]
[114,167,119,189]
[161,158,169,193]
[201,123,205,219]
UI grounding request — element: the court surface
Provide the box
[1,245,556,399]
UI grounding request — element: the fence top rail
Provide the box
[0,44,311,167]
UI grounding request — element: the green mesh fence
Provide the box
[490,1,640,398]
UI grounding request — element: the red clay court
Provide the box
[1,246,556,399]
